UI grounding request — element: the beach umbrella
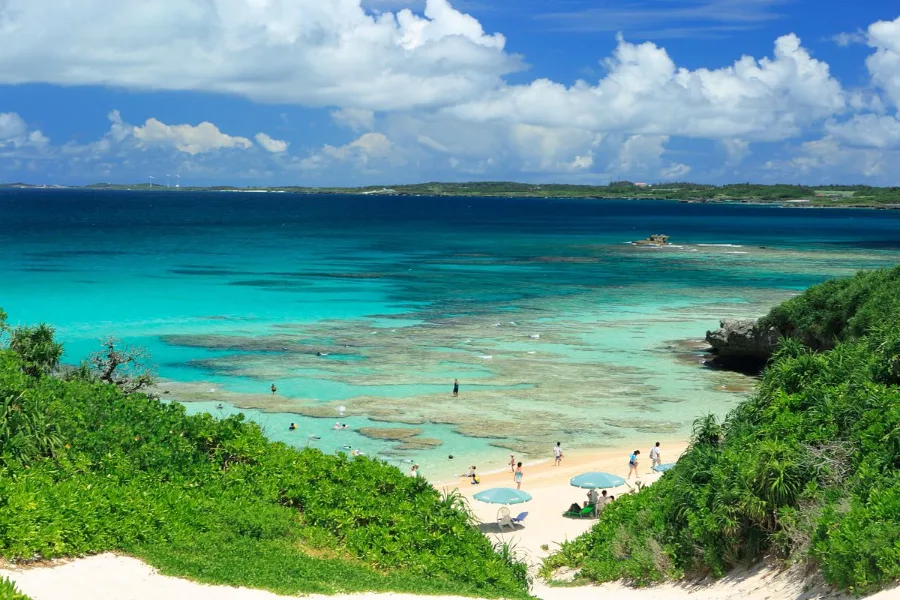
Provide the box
[473,487,532,505]
[569,472,626,489]
[653,462,676,473]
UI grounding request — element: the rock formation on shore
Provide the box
[705,318,781,371]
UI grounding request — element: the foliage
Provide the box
[543,270,900,594]
[760,265,900,350]
[7,324,63,378]
[0,576,30,600]
[0,314,529,599]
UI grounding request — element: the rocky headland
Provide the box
[704,318,781,372]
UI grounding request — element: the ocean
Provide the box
[2,189,899,479]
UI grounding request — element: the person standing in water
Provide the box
[554,442,563,466]
[452,379,459,397]
[627,449,641,480]
[509,454,516,473]
[271,383,277,395]
[514,462,523,490]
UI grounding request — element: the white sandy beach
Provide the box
[3,442,897,600]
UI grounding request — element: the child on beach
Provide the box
[554,442,563,466]
[627,449,640,479]
[649,442,661,470]
[514,462,523,490]
[452,379,459,397]
[509,454,516,473]
[270,383,277,395]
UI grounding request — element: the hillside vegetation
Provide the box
[543,267,900,593]
[36,181,900,206]
[0,309,529,599]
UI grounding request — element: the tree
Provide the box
[9,323,63,378]
[90,337,156,395]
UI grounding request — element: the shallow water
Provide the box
[2,190,899,479]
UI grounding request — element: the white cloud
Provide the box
[447,34,846,142]
[0,0,519,111]
[301,132,397,171]
[831,31,867,47]
[826,115,900,149]
[131,118,253,155]
[255,133,289,153]
[0,112,49,150]
[331,108,376,132]
[866,16,900,109]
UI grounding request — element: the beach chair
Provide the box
[511,512,528,526]
[563,505,595,519]
[497,507,515,531]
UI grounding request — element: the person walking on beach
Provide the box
[452,378,459,397]
[649,442,661,471]
[509,454,516,473]
[270,383,277,395]
[514,462,523,490]
[627,449,640,480]
[554,442,563,466]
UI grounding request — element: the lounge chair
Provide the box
[511,512,528,526]
[497,507,515,531]
[563,505,595,519]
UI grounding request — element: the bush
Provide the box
[0,576,29,600]
[544,268,900,594]
[0,319,529,599]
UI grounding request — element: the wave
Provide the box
[697,243,743,248]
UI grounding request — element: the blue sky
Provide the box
[1,0,899,186]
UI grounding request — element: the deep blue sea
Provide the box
[3,189,899,478]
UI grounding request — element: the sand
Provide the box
[436,442,689,566]
[3,442,897,600]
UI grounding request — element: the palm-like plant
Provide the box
[9,323,63,378]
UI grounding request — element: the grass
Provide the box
[542,266,900,594]
[0,316,530,599]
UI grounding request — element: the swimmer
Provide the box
[216,403,223,409]
[333,422,341,430]
[289,423,297,431]
[341,424,349,429]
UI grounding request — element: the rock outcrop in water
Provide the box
[705,318,781,372]
[632,234,670,245]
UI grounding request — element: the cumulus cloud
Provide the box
[0,0,519,111]
[130,119,253,155]
[255,133,289,153]
[0,112,49,149]
[866,16,900,109]
[300,132,397,171]
[447,34,845,142]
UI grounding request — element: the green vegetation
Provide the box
[542,267,900,593]
[5,181,900,207]
[760,265,900,350]
[0,310,529,598]
[0,577,30,600]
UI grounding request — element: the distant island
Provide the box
[3,180,900,208]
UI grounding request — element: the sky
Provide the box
[1,0,899,187]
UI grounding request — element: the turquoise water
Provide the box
[3,189,900,479]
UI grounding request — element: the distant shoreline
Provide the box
[3,182,900,209]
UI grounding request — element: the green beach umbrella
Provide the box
[473,487,532,505]
[653,462,676,473]
[569,472,626,489]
